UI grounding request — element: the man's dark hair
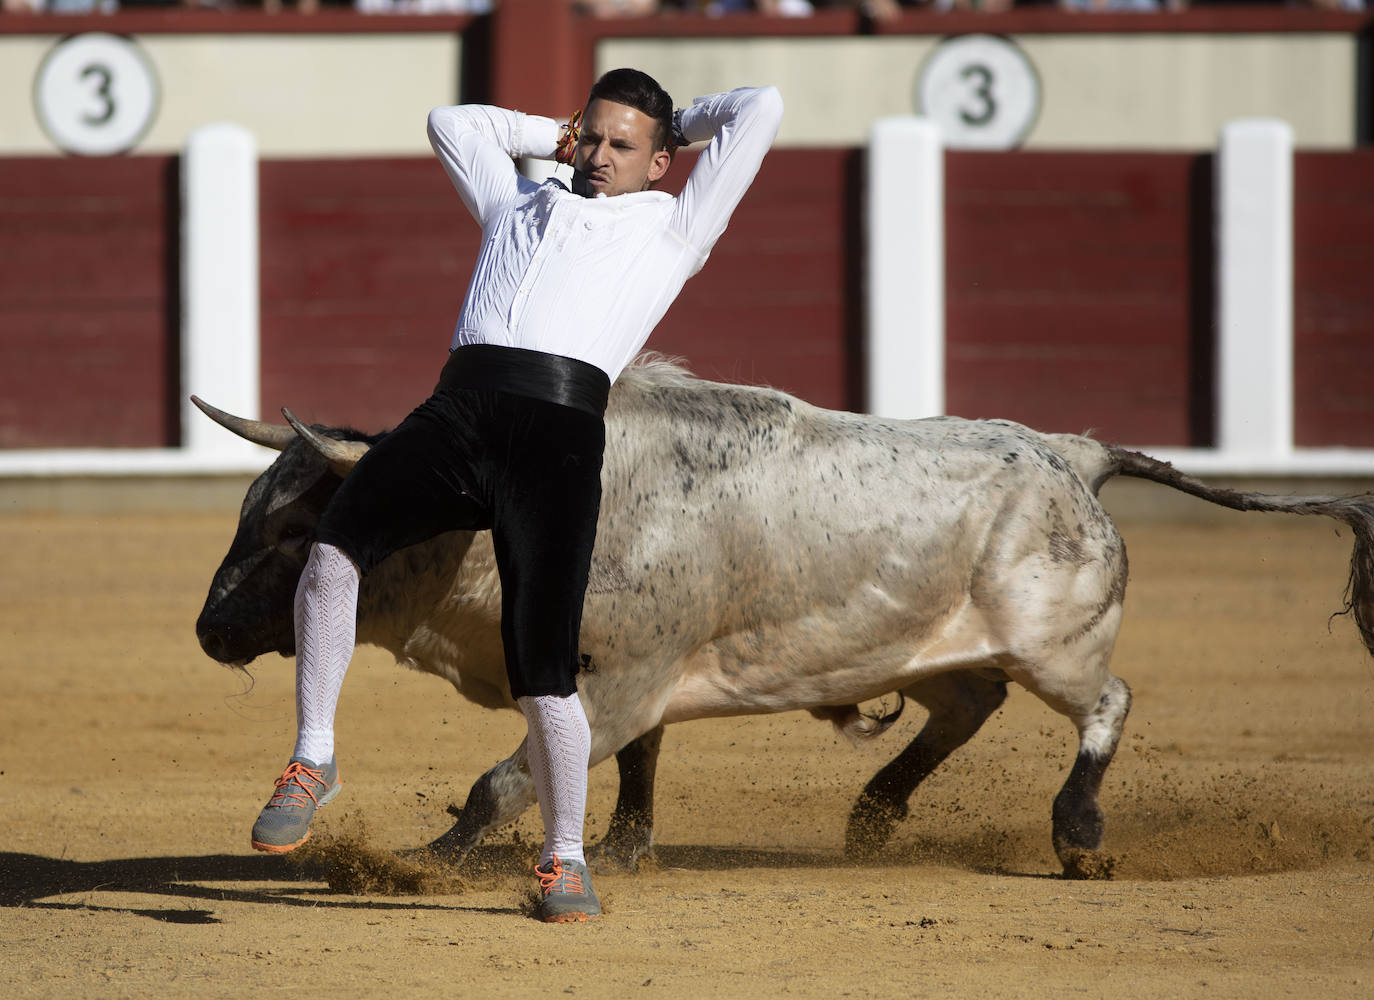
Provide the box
[587,68,674,151]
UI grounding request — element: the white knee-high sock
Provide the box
[292,542,359,765]
[519,692,591,867]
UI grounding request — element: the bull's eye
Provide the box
[276,525,310,555]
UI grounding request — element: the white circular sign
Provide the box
[917,35,1040,151]
[34,33,159,156]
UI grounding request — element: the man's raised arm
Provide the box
[670,86,785,259]
[426,105,563,227]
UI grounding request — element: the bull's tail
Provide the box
[1097,445,1374,657]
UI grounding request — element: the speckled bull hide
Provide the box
[194,358,1374,879]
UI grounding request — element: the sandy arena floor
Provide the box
[1,509,1371,998]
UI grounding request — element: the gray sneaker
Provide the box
[250,757,340,854]
[534,856,602,923]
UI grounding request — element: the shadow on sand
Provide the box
[0,835,1060,922]
[0,850,514,921]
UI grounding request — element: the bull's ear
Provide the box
[190,396,297,452]
[281,408,370,477]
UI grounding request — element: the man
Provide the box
[247,69,783,922]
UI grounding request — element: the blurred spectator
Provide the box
[1056,0,1175,11]
[702,0,816,15]
[41,0,120,9]
[2,0,118,10]
[752,0,818,13]
[572,0,661,16]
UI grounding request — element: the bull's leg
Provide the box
[845,672,1008,859]
[421,749,536,862]
[586,725,663,872]
[1052,673,1131,880]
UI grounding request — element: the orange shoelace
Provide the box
[535,856,584,896]
[267,762,328,810]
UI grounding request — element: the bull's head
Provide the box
[191,397,376,666]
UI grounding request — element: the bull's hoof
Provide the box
[1057,847,1117,881]
[413,817,477,865]
[844,794,908,860]
[586,829,655,873]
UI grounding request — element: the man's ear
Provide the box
[647,148,673,184]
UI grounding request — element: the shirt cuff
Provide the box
[517,113,562,160]
[674,99,718,147]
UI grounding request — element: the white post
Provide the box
[182,122,260,457]
[1216,119,1294,459]
[866,117,944,420]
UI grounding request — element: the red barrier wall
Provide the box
[1294,150,1374,449]
[0,157,178,449]
[944,151,1212,446]
[649,148,861,412]
[4,148,1372,450]
[258,159,475,432]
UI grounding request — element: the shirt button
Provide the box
[584,220,593,230]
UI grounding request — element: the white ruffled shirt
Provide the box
[426,86,784,382]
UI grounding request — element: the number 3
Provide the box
[80,63,115,126]
[35,33,160,155]
[959,64,996,127]
[917,35,1040,150]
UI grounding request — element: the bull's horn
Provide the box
[190,396,297,452]
[281,407,369,475]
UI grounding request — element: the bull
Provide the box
[194,358,1374,879]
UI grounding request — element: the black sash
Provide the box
[438,344,611,418]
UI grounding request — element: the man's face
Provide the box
[571,98,672,198]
